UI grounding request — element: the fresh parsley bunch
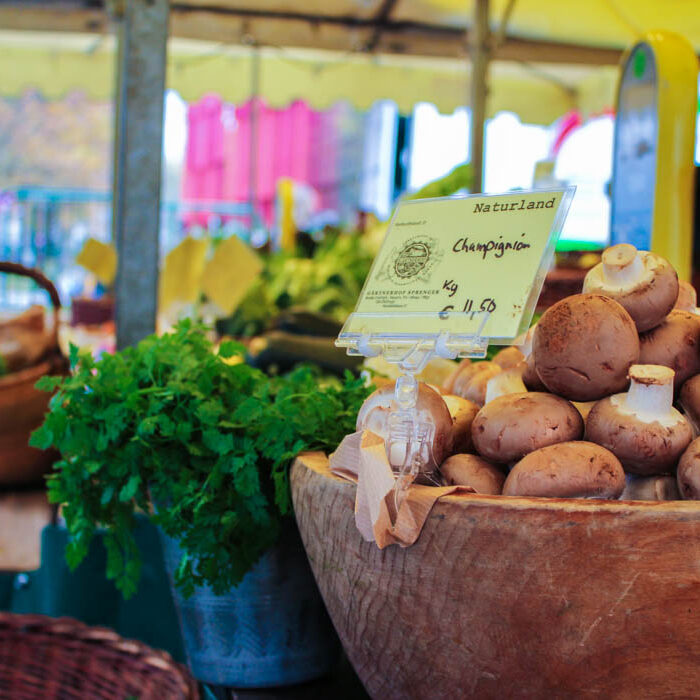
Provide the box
[31,319,369,598]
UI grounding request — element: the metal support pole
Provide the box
[469,0,490,193]
[111,0,169,349]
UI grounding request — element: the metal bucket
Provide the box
[159,524,340,688]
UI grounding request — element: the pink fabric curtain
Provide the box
[182,96,341,228]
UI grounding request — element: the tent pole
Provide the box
[111,0,169,349]
[469,0,490,193]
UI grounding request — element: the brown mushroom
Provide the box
[442,359,470,394]
[639,310,700,390]
[522,352,546,391]
[452,361,502,406]
[484,365,527,405]
[585,364,692,475]
[533,293,639,401]
[492,346,525,370]
[679,373,700,434]
[674,280,698,312]
[677,437,700,499]
[440,454,505,494]
[620,474,681,501]
[442,395,479,454]
[471,392,583,463]
[356,381,453,471]
[583,243,678,332]
[503,441,625,499]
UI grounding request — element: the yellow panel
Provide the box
[648,32,698,281]
[416,0,700,50]
[0,31,619,124]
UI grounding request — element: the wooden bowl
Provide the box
[291,453,700,699]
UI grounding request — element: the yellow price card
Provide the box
[347,188,574,344]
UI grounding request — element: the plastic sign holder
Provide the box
[337,188,575,500]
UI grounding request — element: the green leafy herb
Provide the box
[32,320,370,598]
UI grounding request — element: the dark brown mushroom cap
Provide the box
[440,454,505,494]
[679,373,700,431]
[585,394,693,475]
[442,394,480,454]
[471,392,583,463]
[583,248,678,332]
[678,438,700,499]
[356,381,453,471]
[534,294,639,401]
[503,441,625,499]
[492,346,525,369]
[620,474,681,501]
[639,311,700,390]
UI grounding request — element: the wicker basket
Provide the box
[0,262,68,486]
[0,613,199,699]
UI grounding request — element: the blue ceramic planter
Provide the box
[159,526,340,688]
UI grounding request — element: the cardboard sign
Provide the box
[353,189,573,341]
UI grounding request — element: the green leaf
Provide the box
[203,429,234,456]
[100,485,114,506]
[119,475,141,502]
[218,340,245,359]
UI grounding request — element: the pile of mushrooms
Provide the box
[356,242,700,502]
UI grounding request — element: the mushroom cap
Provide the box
[492,346,525,369]
[534,293,639,401]
[639,310,700,390]
[583,247,678,332]
[522,352,546,391]
[452,361,502,406]
[674,280,698,312]
[471,392,583,463]
[442,358,470,394]
[442,394,480,454]
[620,474,681,501]
[677,438,700,499]
[503,441,625,499]
[585,392,693,475]
[440,454,505,494]
[679,373,700,432]
[356,381,454,471]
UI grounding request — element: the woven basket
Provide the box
[0,613,199,699]
[0,262,68,486]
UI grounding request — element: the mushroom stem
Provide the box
[484,367,527,404]
[623,365,675,421]
[602,244,645,287]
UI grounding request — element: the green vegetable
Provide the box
[0,355,6,377]
[220,232,374,337]
[31,320,370,598]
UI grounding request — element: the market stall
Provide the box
[4,1,700,697]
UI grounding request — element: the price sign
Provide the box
[350,188,573,343]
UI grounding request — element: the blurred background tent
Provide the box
[1,0,700,320]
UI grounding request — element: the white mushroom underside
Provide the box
[585,252,658,292]
[610,393,685,429]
